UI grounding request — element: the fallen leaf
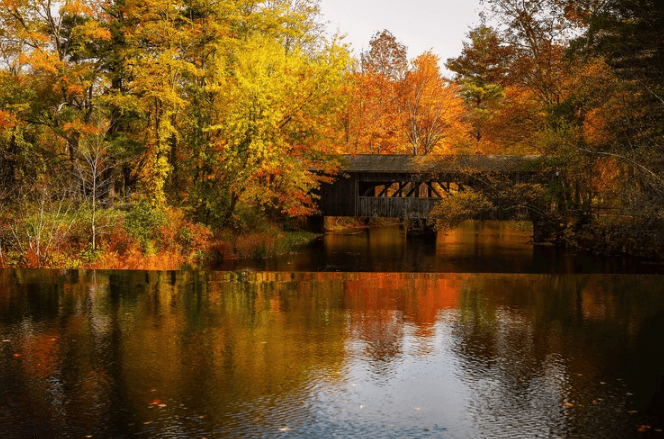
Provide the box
[563,403,574,408]
[150,399,162,405]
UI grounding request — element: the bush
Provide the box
[430,191,494,230]
[123,202,167,252]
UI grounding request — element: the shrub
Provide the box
[123,202,167,252]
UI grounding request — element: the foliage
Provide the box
[344,32,469,155]
[430,190,493,229]
[0,0,351,267]
[446,26,513,150]
[123,203,167,253]
[3,0,664,265]
[400,52,468,155]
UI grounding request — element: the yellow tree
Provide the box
[194,36,349,226]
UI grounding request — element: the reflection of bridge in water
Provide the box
[314,155,545,232]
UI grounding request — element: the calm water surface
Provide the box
[215,221,660,273]
[1,222,664,438]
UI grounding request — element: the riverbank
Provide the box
[532,213,664,260]
[0,204,318,270]
[567,220,664,260]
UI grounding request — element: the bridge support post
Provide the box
[529,206,565,244]
[407,218,436,236]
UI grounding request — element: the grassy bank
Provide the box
[0,203,317,271]
[324,216,401,232]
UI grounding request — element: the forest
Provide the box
[0,0,663,268]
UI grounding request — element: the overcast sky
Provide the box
[319,0,484,76]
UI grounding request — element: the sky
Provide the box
[319,0,484,76]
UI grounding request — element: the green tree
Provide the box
[446,26,512,145]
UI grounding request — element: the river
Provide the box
[1,221,663,438]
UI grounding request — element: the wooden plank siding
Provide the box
[358,197,439,218]
[317,174,358,216]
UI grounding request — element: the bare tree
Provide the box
[75,134,118,253]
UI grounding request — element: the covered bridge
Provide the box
[315,154,544,219]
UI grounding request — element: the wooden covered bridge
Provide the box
[315,154,544,221]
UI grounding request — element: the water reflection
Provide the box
[1,269,664,437]
[215,221,660,273]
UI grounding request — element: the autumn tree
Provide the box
[446,26,513,149]
[480,0,582,107]
[0,0,113,195]
[184,34,349,227]
[399,52,467,155]
[361,30,408,80]
[343,30,408,154]
[0,0,354,261]
[566,0,664,212]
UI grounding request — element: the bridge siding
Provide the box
[358,197,438,218]
[317,175,440,218]
[317,174,357,216]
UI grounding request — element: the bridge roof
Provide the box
[338,154,544,174]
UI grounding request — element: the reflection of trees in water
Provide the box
[450,274,664,438]
[343,273,463,374]
[3,271,664,437]
[0,270,350,437]
[351,310,405,378]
